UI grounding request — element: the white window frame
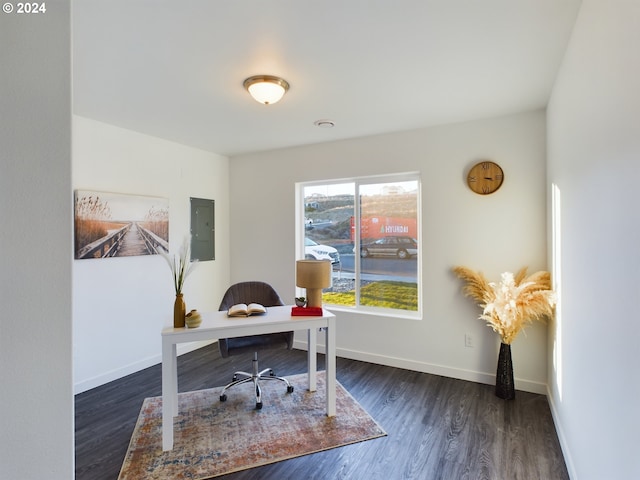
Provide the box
[296,172,422,319]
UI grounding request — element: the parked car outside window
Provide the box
[360,236,417,259]
[305,237,341,265]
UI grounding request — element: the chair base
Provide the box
[219,352,294,409]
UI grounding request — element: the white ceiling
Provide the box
[73,0,582,157]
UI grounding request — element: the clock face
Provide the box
[467,161,504,195]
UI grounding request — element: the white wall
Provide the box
[72,116,231,393]
[0,2,74,478]
[547,1,640,478]
[230,110,550,393]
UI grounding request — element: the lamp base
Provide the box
[305,288,323,309]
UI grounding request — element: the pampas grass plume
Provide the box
[453,266,556,344]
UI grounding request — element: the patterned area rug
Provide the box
[118,372,386,479]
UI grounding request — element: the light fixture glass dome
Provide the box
[243,75,289,105]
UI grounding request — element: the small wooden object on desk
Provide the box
[185,309,202,328]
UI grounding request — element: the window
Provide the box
[298,173,421,318]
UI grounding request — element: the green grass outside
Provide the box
[323,280,418,311]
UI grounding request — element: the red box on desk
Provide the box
[291,306,324,316]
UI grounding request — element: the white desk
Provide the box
[161,305,336,451]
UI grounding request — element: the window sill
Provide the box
[323,304,422,321]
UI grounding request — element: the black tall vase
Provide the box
[495,342,515,400]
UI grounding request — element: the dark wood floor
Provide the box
[75,344,569,480]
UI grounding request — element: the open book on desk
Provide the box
[227,303,267,317]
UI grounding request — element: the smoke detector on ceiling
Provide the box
[314,119,335,128]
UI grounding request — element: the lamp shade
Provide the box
[296,260,331,308]
[296,260,331,288]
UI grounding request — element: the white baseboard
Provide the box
[546,386,577,479]
[73,340,216,395]
[293,339,548,395]
[76,339,548,396]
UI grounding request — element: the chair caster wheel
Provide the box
[232,375,238,381]
[220,394,227,402]
[256,402,263,410]
[287,386,294,394]
[269,370,275,377]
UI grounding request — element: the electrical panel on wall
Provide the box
[190,197,214,261]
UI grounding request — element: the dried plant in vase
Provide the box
[452,266,557,399]
[161,237,198,327]
[452,266,556,344]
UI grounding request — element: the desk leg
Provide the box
[307,327,317,392]
[326,316,336,416]
[162,340,177,451]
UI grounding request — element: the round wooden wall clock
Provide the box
[467,161,504,195]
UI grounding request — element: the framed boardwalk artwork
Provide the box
[74,190,169,260]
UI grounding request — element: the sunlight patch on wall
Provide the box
[552,183,563,402]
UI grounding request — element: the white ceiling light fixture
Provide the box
[243,75,290,105]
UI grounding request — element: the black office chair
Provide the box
[217,281,294,409]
